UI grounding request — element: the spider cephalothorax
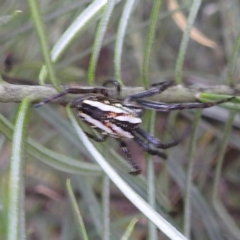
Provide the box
[35,80,233,175]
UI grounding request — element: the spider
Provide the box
[35,80,233,175]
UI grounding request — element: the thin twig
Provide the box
[0,82,238,104]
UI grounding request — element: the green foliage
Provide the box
[0,0,239,240]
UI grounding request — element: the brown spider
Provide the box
[35,80,233,175]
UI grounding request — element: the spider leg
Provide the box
[135,97,234,111]
[124,80,173,103]
[150,80,173,88]
[84,132,108,142]
[133,133,168,159]
[135,128,180,149]
[34,87,109,108]
[118,140,141,175]
[102,79,121,96]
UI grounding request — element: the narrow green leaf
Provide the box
[146,111,157,240]
[7,98,31,240]
[168,155,223,239]
[142,0,162,88]
[227,32,240,84]
[27,0,60,89]
[120,218,138,240]
[58,4,188,69]
[39,0,112,81]
[142,0,163,238]
[175,0,203,84]
[0,10,22,27]
[199,93,235,101]
[66,179,89,240]
[198,93,240,111]
[88,0,117,85]
[74,176,103,237]
[184,109,202,238]
[212,111,240,238]
[102,175,110,240]
[114,0,135,84]
[0,114,101,175]
[67,106,187,240]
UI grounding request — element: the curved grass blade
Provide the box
[0,114,101,175]
[120,218,138,240]
[67,106,187,240]
[212,111,240,239]
[66,179,89,240]
[7,98,31,240]
[27,0,59,89]
[39,0,117,81]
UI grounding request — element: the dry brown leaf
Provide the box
[167,0,217,49]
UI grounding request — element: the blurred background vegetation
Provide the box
[0,0,240,239]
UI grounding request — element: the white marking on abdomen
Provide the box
[115,115,142,124]
[111,124,134,138]
[84,100,128,114]
[80,112,113,135]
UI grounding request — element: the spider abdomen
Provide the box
[77,98,142,138]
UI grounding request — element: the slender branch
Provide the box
[0,82,238,104]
